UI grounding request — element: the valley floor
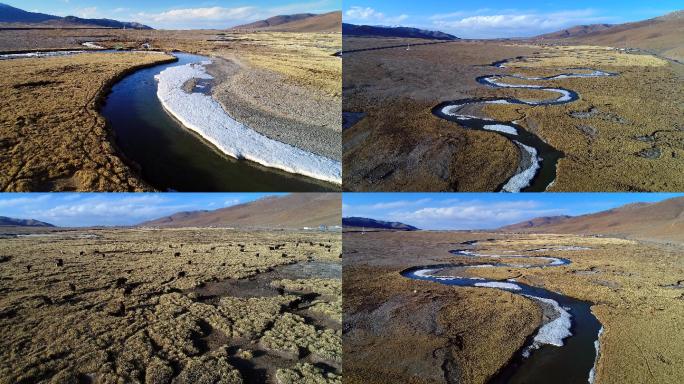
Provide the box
[343,231,684,384]
[0,228,342,383]
[0,29,341,191]
[343,38,684,191]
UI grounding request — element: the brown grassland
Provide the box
[343,231,684,384]
[342,38,683,191]
[0,28,341,191]
[0,52,175,191]
[0,228,342,383]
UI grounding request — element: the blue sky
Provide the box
[343,193,684,230]
[5,0,340,29]
[343,1,682,38]
[0,193,286,227]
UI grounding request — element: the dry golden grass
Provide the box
[0,52,175,191]
[482,46,684,191]
[0,228,341,383]
[343,39,683,191]
[343,231,684,384]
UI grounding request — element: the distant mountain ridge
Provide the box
[0,3,152,29]
[531,10,684,61]
[231,12,341,32]
[140,194,340,229]
[534,24,614,39]
[499,215,573,231]
[342,217,418,231]
[0,216,55,227]
[342,23,458,40]
[499,196,684,243]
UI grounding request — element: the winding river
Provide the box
[433,59,617,192]
[401,243,601,384]
[1,47,340,191]
[102,52,340,191]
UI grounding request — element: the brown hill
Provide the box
[500,215,573,231]
[534,24,613,39]
[139,194,340,229]
[532,10,684,62]
[231,12,340,33]
[500,196,684,243]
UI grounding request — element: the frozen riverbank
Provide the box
[155,61,342,185]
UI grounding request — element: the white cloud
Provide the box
[136,6,258,23]
[0,194,51,208]
[75,7,98,18]
[224,199,242,206]
[344,198,565,230]
[431,9,611,38]
[345,6,408,24]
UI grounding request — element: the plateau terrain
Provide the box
[0,3,342,191]
[343,198,684,383]
[0,193,343,383]
[343,12,683,192]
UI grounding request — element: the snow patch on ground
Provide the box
[0,50,85,60]
[155,61,342,184]
[502,141,541,192]
[413,269,439,278]
[588,325,604,383]
[82,42,105,49]
[522,295,573,357]
[475,281,522,291]
[484,124,518,135]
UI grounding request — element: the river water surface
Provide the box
[102,52,337,191]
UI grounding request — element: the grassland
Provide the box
[343,38,683,191]
[0,28,341,191]
[0,52,175,191]
[343,231,684,384]
[0,227,341,383]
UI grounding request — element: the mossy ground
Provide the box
[0,228,341,383]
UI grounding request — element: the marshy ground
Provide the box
[343,38,683,192]
[0,227,342,383]
[0,28,341,191]
[343,231,684,384]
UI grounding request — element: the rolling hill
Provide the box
[0,216,55,227]
[140,194,340,229]
[0,3,152,29]
[342,217,418,231]
[534,24,614,39]
[500,196,684,243]
[532,10,684,61]
[342,23,458,40]
[231,12,341,33]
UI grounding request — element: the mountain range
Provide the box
[0,3,151,29]
[533,10,684,61]
[140,194,341,229]
[500,196,684,243]
[342,217,418,231]
[231,12,340,33]
[342,23,458,40]
[0,216,54,227]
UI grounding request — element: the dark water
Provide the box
[101,52,336,192]
[433,58,617,192]
[401,248,601,384]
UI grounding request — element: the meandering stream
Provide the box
[433,58,617,192]
[401,244,601,384]
[1,48,339,191]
